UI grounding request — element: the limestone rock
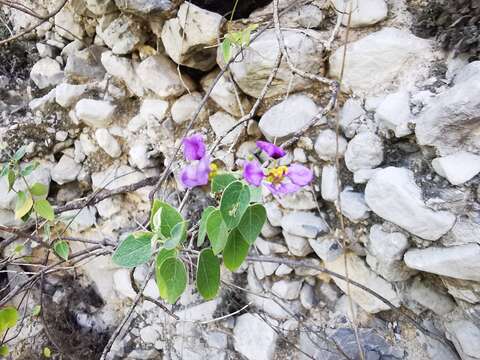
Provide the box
[55,83,88,108]
[314,129,347,161]
[406,277,455,315]
[75,99,116,127]
[281,211,329,238]
[92,164,145,191]
[227,29,324,98]
[324,252,400,313]
[339,188,370,222]
[432,152,480,185]
[113,0,177,17]
[375,90,412,137]
[445,320,480,360]
[86,0,116,15]
[95,128,122,158]
[404,244,480,281]
[283,231,313,257]
[259,94,318,141]
[332,0,388,28]
[171,92,207,125]
[97,15,146,55]
[365,167,455,240]
[55,4,85,40]
[233,313,278,360]
[52,154,82,185]
[162,3,224,71]
[30,58,64,89]
[64,46,107,81]
[321,165,338,202]
[137,55,194,98]
[329,28,432,95]
[345,132,383,172]
[209,111,241,144]
[101,51,144,97]
[271,279,303,300]
[339,98,368,138]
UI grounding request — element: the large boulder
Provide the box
[226,29,324,98]
[162,3,224,71]
[365,167,456,240]
[329,28,432,95]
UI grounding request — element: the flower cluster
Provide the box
[180,134,216,188]
[243,141,313,195]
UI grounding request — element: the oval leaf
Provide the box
[157,257,187,304]
[223,229,250,271]
[155,248,178,299]
[30,182,48,197]
[164,221,187,250]
[211,173,237,194]
[206,210,229,255]
[112,232,152,268]
[222,38,232,63]
[0,307,19,332]
[34,199,54,221]
[149,200,183,238]
[196,248,220,300]
[15,191,33,219]
[198,206,215,247]
[53,240,69,260]
[0,344,8,356]
[237,204,266,244]
[220,181,250,229]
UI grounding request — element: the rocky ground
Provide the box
[1,0,480,359]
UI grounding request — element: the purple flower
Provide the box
[243,160,265,186]
[180,156,211,188]
[256,141,286,159]
[183,134,206,161]
[286,164,313,186]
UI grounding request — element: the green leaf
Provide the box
[220,181,250,229]
[223,229,250,271]
[237,204,266,244]
[155,248,178,299]
[0,345,8,357]
[196,248,220,300]
[43,346,51,358]
[249,185,263,203]
[211,173,237,194]
[0,307,19,332]
[32,305,41,316]
[30,182,48,197]
[34,199,54,221]
[53,240,69,260]
[242,28,251,46]
[7,169,15,192]
[149,200,183,238]
[164,221,187,250]
[152,207,162,233]
[13,146,26,162]
[20,161,39,177]
[15,191,33,220]
[206,210,229,255]
[197,206,215,247]
[222,38,232,63]
[156,257,187,304]
[112,232,153,268]
[0,165,8,178]
[13,244,25,254]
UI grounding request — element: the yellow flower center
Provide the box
[209,163,219,180]
[266,166,288,185]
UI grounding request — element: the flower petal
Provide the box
[243,160,265,186]
[264,180,300,195]
[180,156,211,188]
[286,164,313,186]
[183,134,206,161]
[256,141,286,159]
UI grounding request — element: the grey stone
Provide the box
[281,211,329,238]
[30,58,64,89]
[65,46,107,81]
[55,83,88,108]
[339,98,368,138]
[332,0,388,28]
[52,153,82,185]
[95,128,121,158]
[234,313,278,360]
[339,188,370,222]
[283,231,312,257]
[272,279,303,300]
[406,277,455,315]
[101,51,144,97]
[75,99,116,127]
[113,0,176,17]
[97,15,146,55]
[345,132,383,172]
[209,111,241,144]
[314,129,347,161]
[321,165,338,202]
[55,4,85,40]
[445,320,480,360]
[171,92,207,125]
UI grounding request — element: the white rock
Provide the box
[407,277,455,315]
[276,264,293,276]
[86,0,116,15]
[64,45,106,81]
[365,167,456,240]
[345,132,383,172]
[404,244,480,281]
[271,279,303,300]
[329,28,432,95]
[29,89,56,112]
[353,168,379,184]
[92,164,146,191]
[51,154,82,185]
[324,252,400,313]
[95,128,122,158]
[75,99,116,127]
[227,29,324,98]
[162,3,223,71]
[339,188,370,221]
[128,142,155,169]
[36,43,56,58]
[201,69,250,116]
[171,92,206,124]
[96,198,120,219]
[283,231,313,257]
[332,0,388,28]
[97,15,146,55]
[264,202,283,227]
[281,211,329,238]
[63,206,96,232]
[339,98,367,138]
[140,326,159,344]
[137,55,194,98]
[276,190,317,210]
[113,0,175,16]
[299,284,316,310]
[314,129,347,161]
[233,313,278,360]
[113,269,136,299]
[209,112,241,144]
[445,320,480,360]
[321,165,339,202]
[309,236,343,262]
[375,90,412,137]
[55,83,87,108]
[101,51,144,97]
[259,94,318,141]
[55,5,85,40]
[30,58,64,89]
[432,152,480,185]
